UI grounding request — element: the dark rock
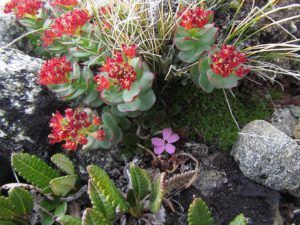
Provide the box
[0,49,64,159]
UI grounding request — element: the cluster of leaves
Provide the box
[1,152,201,225]
[188,198,247,225]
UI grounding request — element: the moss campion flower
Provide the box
[4,0,42,19]
[49,108,105,151]
[210,45,250,78]
[94,45,138,91]
[38,56,72,85]
[151,128,180,155]
[178,7,213,30]
[51,0,78,7]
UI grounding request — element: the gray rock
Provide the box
[231,120,300,197]
[271,108,297,137]
[0,14,28,50]
[0,49,63,158]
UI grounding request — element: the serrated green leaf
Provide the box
[0,197,16,220]
[229,214,247,225]
[11,153,60,194]
[88,180,115,221]
[54,202,67,217]
[150,173,165,213]
[188,198,214,225]
[87,165,129,212]
[50,175,77,196]
[51,154,75,176]
[8,188,33,216]
[130,165,151,201]
[82,208,110,225]
[58,215,81,225]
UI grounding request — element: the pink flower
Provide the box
[151,128,180,155]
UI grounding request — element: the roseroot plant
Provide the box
[188,198,248,225]
[190,45,250,93]
[38,55,102,106]
[48,107,122,151]
[94,45,156,117]
[174,7,218,64]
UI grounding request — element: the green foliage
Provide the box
[51,153,76,176]
[82,208,110,225]
[8,188,33,216]
[58,215,82,225]
[130,164,152,201]
[229,214,248,225]
[101,58,156,116]
[164,83,271,150]
[0,188,33,225]
[49,175,77,196]
[88,181,115,220]
[149,173,165,213]
[174,24,218,63]
[87,165,129,212]
[188,198,214,225]
[11,153,60,193]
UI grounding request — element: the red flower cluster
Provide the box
[49,108,105,151]
[210,45,250,78]
[94,45,137,91]
[179,7,213,30]
[51,0,78,7]
[42,9,90,46]
[38,56,72,85]
[4,0,42,18]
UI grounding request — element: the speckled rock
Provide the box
[231,120,300,197]
[271,108,297,137]
[0,14,30,51]
[0,49,63,158]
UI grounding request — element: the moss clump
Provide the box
[163,82,272,150]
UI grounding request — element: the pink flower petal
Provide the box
[162,128,172,141]
[165,143,176,154]
[151,137,164,147]
[154,145,165,155]
[168,133,179,143]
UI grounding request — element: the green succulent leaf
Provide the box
[123,82,142,103]
[207,71,241,89]
[229,214,248,225]
[137,72,155,94]
[88,180,115,221]
[0,197,16,220]
[8,188,33,216]
[58,215,81,225]
[102,112,122,145]
[130,164,151,201]
[87,165,129,212]
[11,153,60,193]
[117,89,156,113]
[188,198,214,225]
[51,153,76,176]
[50,175,77,196]
[82,208,110,225]
[190,58,214,93]
[130,57,143,77]
[150,173,165,213]
[101,89,124,105]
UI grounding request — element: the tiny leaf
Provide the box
[51,153,76,176]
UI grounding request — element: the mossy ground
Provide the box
[144,80,274,151]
